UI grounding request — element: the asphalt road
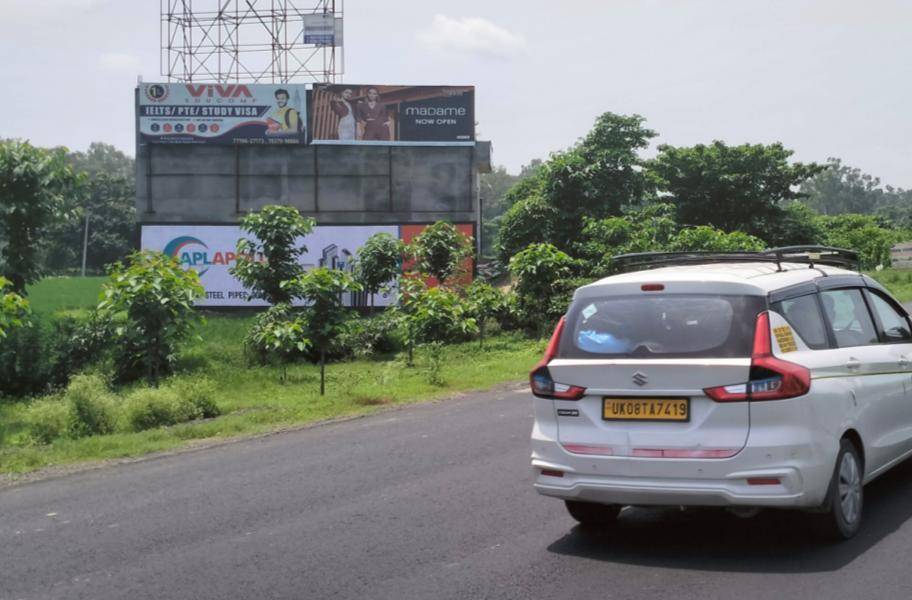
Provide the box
[4,386,912,600]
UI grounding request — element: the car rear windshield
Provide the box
[559,294,767,359]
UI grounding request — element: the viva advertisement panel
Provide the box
[138,82,307,145]
[310,84,474,143]
[141,225,398,307]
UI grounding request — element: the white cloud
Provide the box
[98,52,141,72]
[417,15,526,59]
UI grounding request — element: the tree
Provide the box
[667,226,767,252]
[0,276,29,338]
[540,112,657,249]
[465,281,504,347]
[231,205,315,305]
[816,214,900,269]
[409,221,474,286]
[354,232,404,313]
[0,140,83,293]
[648,141,824,239]
[97,251,204,384]
[508,243,575,336]
[493,112,656,261]
[759,202,824,247]
[573,203,678,276]
[287,267,362,395]
[800,158,885,216]
[496,195,559,264]
[409,286,477,344]
[44,173,135,273]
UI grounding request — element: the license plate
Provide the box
[602,398,690,422]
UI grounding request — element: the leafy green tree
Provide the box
[231,205,315,305]
[540,113,657,249]
[667,226,767,252]
[286,267,362,395]
[759,202,824,247]
[67,142,134,180]
[465,281,505,347]
[508,243,575,336]
[0,276,29,338]
[0,140,83,293]
[410,221,474,286]
[44,173,135,273]
[573,203,678,276]
[496,195,559,264]
[395,276,426,367]
[98,251,204,384]
[816,214,900,269]
[648,141,824,239]
[354,232,404,313]
[800,158,885,216]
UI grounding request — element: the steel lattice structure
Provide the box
[160,0,343,83]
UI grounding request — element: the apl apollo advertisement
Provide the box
[309,84,474,143]
[138,82,307,145]
[141,225,398,307]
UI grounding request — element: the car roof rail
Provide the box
[612,246,860,273]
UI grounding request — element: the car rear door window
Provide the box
[772,294,829,349]
[560,294,766,359]
[820,288,879,348]
[865,290,912,343]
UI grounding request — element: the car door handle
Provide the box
[846,358,862,371]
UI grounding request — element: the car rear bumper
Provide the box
[531,432,837,509]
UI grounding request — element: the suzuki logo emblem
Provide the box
[632,371,648,387]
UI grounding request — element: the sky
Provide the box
[1,0,911,187]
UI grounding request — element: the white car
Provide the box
[530,247,912,539]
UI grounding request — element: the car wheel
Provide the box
[813,439,863,541]
[565,500,621,527]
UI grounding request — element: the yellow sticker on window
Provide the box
[773,325,798,353]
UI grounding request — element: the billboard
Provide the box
[310,85,474,143]
[138,83,307,145]
[142,225,397,307]
[302,14,343,45]
[141,223,476,307]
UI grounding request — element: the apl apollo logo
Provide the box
[163,236,259,276]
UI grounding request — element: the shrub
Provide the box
[410,286,478,344]
[170,378,221,419]
[126,386,199,431]
[0,311,106,398]
[244,304,310,369]
[0,276,29,338]
[98,251,204,384]
[496,195,559,264]
[23,397,69,444]
[65,374,116,438]
[335,312,402,359]
[667,226,767,252]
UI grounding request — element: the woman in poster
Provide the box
[330,88,357,141]
[355,87,392,141]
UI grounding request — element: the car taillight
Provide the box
[703,311,810,402]
[529,317,587,400]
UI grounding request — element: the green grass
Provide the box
[867,268,912,302]
[1,294,542,475]
[26,276,105,314]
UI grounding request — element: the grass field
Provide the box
[1,279,542,476]
[5,269,911,477]
[26,276,106,314]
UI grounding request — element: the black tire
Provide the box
[565,500,621,527]
[813,439,864,541]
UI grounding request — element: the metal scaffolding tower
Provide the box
[160,0,343,83]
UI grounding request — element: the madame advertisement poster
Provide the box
[309,84,474,143]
